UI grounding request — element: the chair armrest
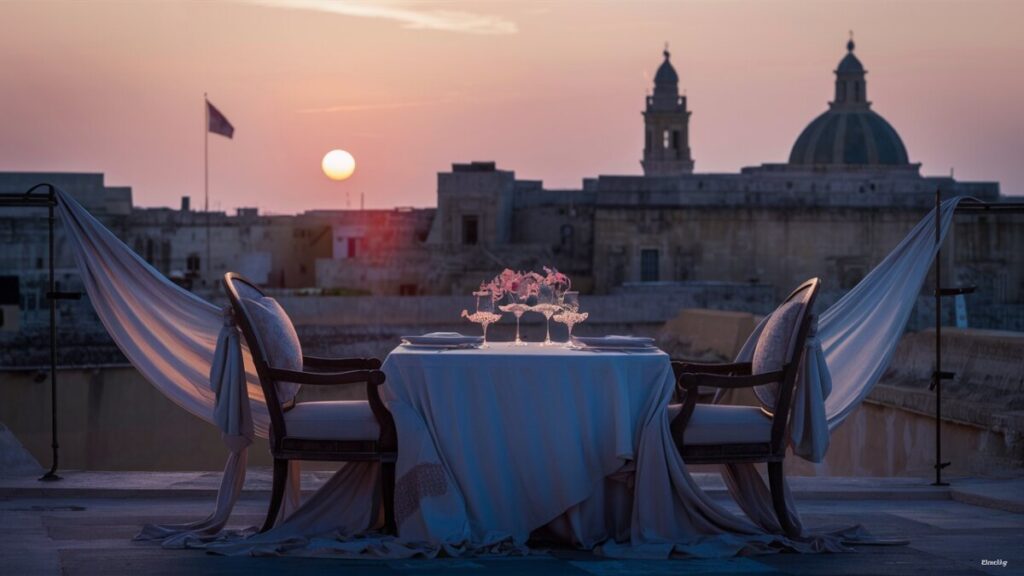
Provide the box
[302,356,382,371]
[267,367,385,386]
[670,369,783,445]
[671,361,752,378]
[677,370,784,392]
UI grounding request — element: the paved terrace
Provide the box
[1,471,1022,576]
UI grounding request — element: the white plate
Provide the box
[401,333,484,347]
[573,335,656,348]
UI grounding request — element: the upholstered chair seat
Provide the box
[667,404,772,446]
[284,401,381,441]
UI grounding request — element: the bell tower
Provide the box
[642,46,693,176]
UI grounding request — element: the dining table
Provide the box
[379,340,676,549]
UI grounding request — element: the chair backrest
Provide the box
[222,272,300,444]
[754,278,820,455]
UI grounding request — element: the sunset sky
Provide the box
[1,0,1021,213]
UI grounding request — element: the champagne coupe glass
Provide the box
[498,275,536,346]
[553,291,588,348]
[561,290,579,313]
[532,284,559,346]
[461,290,502,348]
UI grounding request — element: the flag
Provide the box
[207,100,234,139]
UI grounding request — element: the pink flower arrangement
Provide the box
[479,267,570,302]
[485,269,543,302]
[542,266,571,293]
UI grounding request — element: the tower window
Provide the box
[640,249,660,282]
[663,130,670,150]
[462,215,479,245]
[645,130,652,151]
[854,82,861,102]
[672,130,680,151]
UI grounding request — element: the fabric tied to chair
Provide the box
[718,313,831,536]
[136,306,301,547]
[212,306,253,450]
[732,314,832,463]
[789,318,832,463]
[135,307,256,546]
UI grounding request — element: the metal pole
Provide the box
[932,189,947,486]
[40,185,60,481]
[205,93,211,284]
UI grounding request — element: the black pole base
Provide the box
[931,461,951,487]
[38,470,62,482]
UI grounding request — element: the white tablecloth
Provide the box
[381,342,673,548]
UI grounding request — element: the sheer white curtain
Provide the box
[56,189,272,437]
[57,189,306,545]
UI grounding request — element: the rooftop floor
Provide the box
[2,471,1022,576]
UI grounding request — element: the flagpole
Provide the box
[204,93,210,284]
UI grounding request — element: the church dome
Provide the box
[789,109,909,165]
[789,37,910,167]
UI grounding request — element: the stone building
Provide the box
[426,40,1022,329]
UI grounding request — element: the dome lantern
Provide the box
[834,32,867,108]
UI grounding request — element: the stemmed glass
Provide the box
[553,291,588,349]
[531,284,560,346]
[461,290,502,348]
[498,274,538,346]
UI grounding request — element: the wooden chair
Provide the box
[223,272,397,534]
[669,277,820,537]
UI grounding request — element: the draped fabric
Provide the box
[53,186,963,556]
[716,198,961,537]
[55,189,273,438]
[818,199,959,427]
[56,189,304,546]
[135,305,300,547]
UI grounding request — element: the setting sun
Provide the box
[322,149,356,181]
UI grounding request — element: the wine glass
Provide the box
[498,274,537,346]
[461,290,502,348]
[531,284,559,346]
[553,291,588,348]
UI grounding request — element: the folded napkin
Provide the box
[572,335,656,348]
[401,332,484,346]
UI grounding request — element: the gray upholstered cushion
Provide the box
[751,300,803,409]
[751,300,803,374]
[668,403,772,445]
[284,401,380,441]
[243,296,302,403]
